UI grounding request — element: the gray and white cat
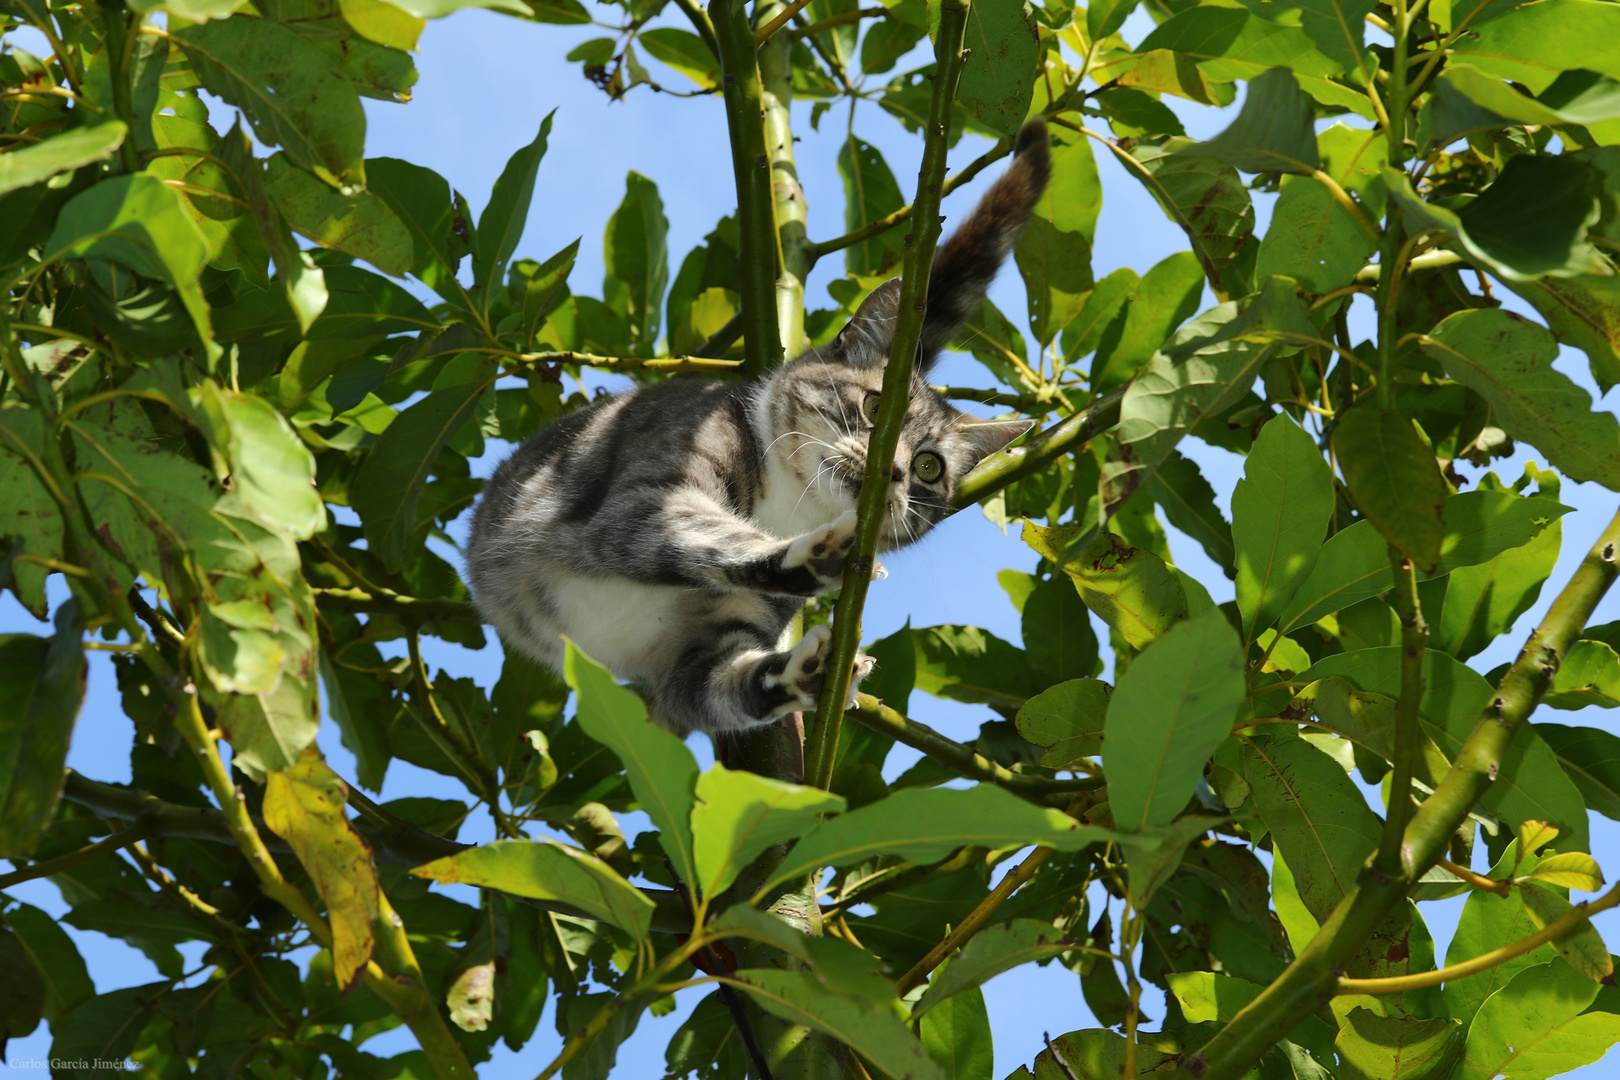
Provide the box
[467,119,1050,734]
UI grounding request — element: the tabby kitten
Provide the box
[467,119,1050,734]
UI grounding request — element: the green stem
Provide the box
[0,828,147,890]
[757,0,809,358]
[1376,552,1426,875]
[950,385,1126,510]
[801,0,971,792]
[1181,508,1620,1080]
[895,844,1053,994]
[95,0,142,174]
[848,695,1099,804]
[711,0,783,376]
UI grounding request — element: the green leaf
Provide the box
[1419,64,1620,148]
[199,384,325,540]
[1256,173,1379,295]
[1021,573,1100,684]
[912,919,1073,1018]
[1243,732,1382,923]
[1105,279,1312,506]
[1292,0,1375,77]
[176,16,366,190]
[1458,960,1608,1080]
[0,922,43,1042]
[839,135,905,275]
[1131,7,1364,115]
[1435,512,1561,661]
[1087,0,1138,42]
[0,121,127,198]
[0,603,84,858]
[1423,309,1620,490]
[474,112,553,294]
[1336,1008,1464,1080]
[563,991,645,1080]
[1061,267,1137,362]
[1518,881,1613,983]
[1016,125,1099,347]
[49,984,162,1079]
[392,0,543,16]
[1016,679,1109,767]
[603,171,669,352]
[1089,251,1203,392]
[1386,160,1606,282]
[1147,450,1236,576]
[919,985,994,1080]
[1446,845,1563,1023]
[1232,415,1336,643]
[952,0,1037,137]
[714,905,894,1002]
[1544,639,1620,709]
[1166,971,1267,1022]
[264,152,413,277]
[563,641,701,889]
[1127,140,1256,291]
[1279,490,1567,632]
[414,838,655,939]
[351,369,494,571]
[1303,648,1590,852]
[2,902,94,1023]
[1033,1029,1176,1080]
[731,968,945,1080]
[1179,68,1321,175]
[1507,269,1620,395]
[690,764,844,898]
[760,785,1120,895]
[664,991,748,1079]
[911,624,1046,712]
[44,173,218,364]
[639,27,720,89]
[1105,607,1245,832]
[1539,722,1620,820]
[1333,405,1448,572]
[1451,0,1620,94]
[1025,525,1188,649]
[0,409,62,615]
[367,157,472,299]
[263,748,380,989]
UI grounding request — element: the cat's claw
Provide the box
[783,509,859,589]
[766,625,877,713]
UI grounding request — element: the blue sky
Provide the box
[5,3,1620,1076]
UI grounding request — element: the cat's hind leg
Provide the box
[656,618,874,734]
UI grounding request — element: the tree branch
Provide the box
[1181,507,1620,1080]
[312,586,480,623]
[1376,552,1426,875]
[711,0,783,376]
[895,843,1054,994]
[950,385,1127,510]
[0,826,147,890]
[802,0,971,790]
[1336,881,1620,994]
[848,694,1100,805]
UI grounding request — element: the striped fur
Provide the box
[467,121,1048,734]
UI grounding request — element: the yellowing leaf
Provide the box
[263,748,380,989]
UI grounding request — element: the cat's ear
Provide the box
[834,278,901,366]
[952,414,1036,466]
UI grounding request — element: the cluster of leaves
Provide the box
[4,0,1620,1073]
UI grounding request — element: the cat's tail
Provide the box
[920,117,1051,367]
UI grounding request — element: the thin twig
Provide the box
[895,844,1053,995]
[0,828,146,890]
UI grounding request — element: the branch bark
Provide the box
[801,0,972,791]
[848,694,1100,805]
[711,0,783,376]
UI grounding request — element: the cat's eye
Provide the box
[860,393,881,425]
[913,452,944,483]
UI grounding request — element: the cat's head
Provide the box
[759,279,1033,550]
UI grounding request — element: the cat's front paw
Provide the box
[766,623,834,709]
[783,509,859,590]
[763,627,876,714]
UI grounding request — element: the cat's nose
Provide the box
[890,463,903,482]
